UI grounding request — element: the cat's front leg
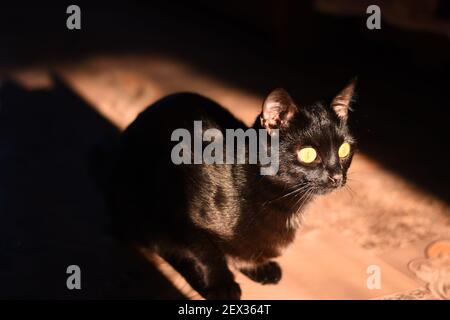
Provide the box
[160,236,241,300]
[240,260,282,285]
[189,240,241,300]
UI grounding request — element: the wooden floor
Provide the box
[9,54,450,300]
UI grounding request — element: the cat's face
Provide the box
[260,81,356,195]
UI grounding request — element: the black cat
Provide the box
[107,81,356,299]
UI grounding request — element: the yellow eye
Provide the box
[298,147,318,164]
[338,142,351,158]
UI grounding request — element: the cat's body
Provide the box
[107,84,356,299]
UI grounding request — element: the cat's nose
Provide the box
[328,173,343,187]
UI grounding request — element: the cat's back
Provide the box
[123,92,245,141]
[117,92,247,174]
[108,93,246,243]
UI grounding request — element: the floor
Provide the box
[7,54,449,299]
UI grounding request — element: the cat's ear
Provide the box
[331,79,356,121]
[261,88,298,134]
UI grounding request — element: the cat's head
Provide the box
[259,80,356,195]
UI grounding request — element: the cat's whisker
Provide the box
[293,185,315,214]
[293,193,306,214]
[348,185,358,198]
[292,188,314,227]
[286,187,313,229]
[347,171,368,179]
[346,177,362,184]
[344,186,353,201]
[277,185,310,200]
[294,187,310,205]
[344,184,357,201]
[285,185,313,204]
[265,182,310,204]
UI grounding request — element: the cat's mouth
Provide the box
[315,188,334,195]
[314,183,344,195]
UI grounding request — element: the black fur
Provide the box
[107,83,356,300]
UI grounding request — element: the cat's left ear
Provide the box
[261,88,298,134]
[331,79,356,121]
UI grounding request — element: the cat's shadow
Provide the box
[0,79,184,299]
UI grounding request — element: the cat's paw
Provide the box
[204,281,242,300]
[240,261,282,285]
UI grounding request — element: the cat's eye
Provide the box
[338,142,351,158]
[297,147,318,164]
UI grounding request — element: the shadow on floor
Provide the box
[0,79,185,299]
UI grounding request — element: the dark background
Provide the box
[0,1,449,299]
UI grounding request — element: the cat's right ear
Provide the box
[261,88,298,134]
